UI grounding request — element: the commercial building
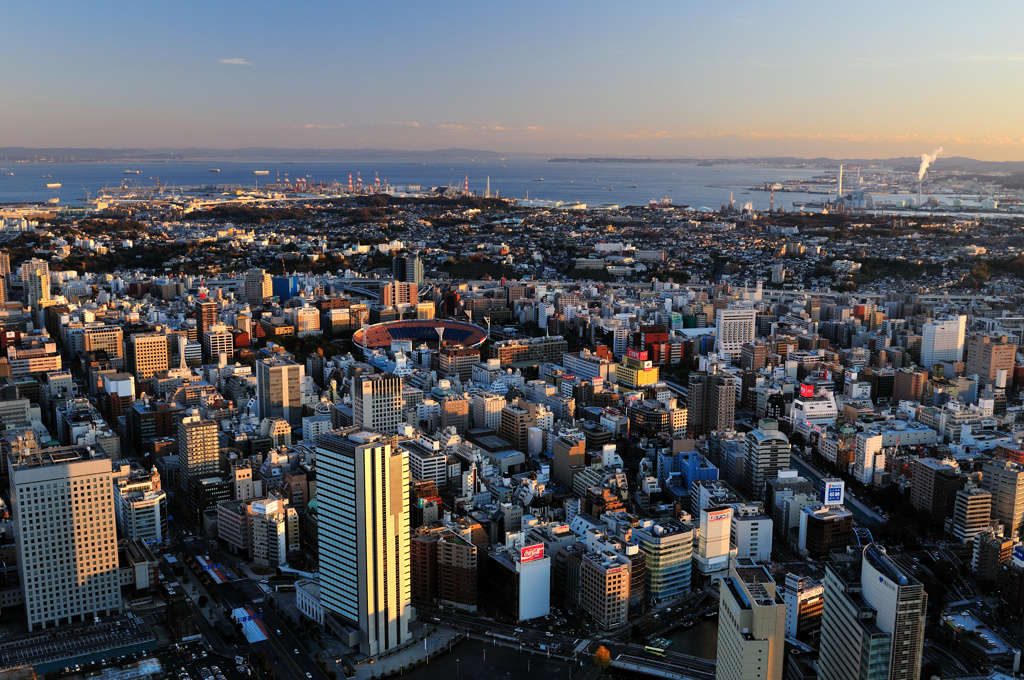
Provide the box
[316,429,412,657]
[688,369,738,437]
[743,420,791,502]
[909,458,963,520]
[920,315,966,370]
[256,356,305,430]
[615,349,659,390]
[492,336,568,367]
[633,518,693,604]
[695,505,736,583]
[715,308,757,361]
[951,486,992,544]
[126,333,169,382]
[114,465,168,544]
[966,334,1016,386]
[10,446,122,631]
[485,539,551,622]
[352,373,403,435]
[250,497,300,567]
[715,559,786,680]
[178,410,221,525]
[581,550,631,631]
[437,346,480,382]
[981,459,1024,539]
[244,268,273,304]
[783,573,823,642]
[818,544,926,680]
[798,504,854,560]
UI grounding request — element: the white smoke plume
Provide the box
[918,147,943,181]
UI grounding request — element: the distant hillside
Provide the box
[0,147,529,162]
[550,156,1024,174]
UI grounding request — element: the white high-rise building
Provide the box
[353,373,403,434]
[250,497,299,567]
[470,391,505,430]
[695,505,737,582]
[715,558,786,680]
[10,446,122,631]
[715,308,757,361]
[920,315,966,370]
[853,433,884,486]
[317,429,412,658]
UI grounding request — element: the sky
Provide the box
[3,0,1024,160]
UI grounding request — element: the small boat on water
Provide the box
[209,169,221,173]
[46,182,61,188]
[124,169,140,174]
[47,197,59,204]
[533,178,544,182]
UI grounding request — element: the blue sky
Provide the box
[3,1,1024,159]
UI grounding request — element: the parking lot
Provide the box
[0,615,155,673]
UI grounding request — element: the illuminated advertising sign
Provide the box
[593,377,604,387]
[626,348,648,361]
[820,480,845,506]
[1015,546,1024,565]
[520,544,545,563]
[800,384,814,398]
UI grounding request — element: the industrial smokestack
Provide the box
[837,164,843,199]
[918,147,943,181]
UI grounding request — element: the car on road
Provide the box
[546,632,554,637]
[306,674,312,679]
[294,649,300,655]
[514,628,523,634]
[276,630,282,635]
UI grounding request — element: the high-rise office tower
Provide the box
[10,445,122,631]
[195,300,218,339]
[392,254,423,285]
[352,373,403,434]
[688,369,738,437]
[126,332,170,382]
[743,419,791,502]
[20,257,49,286]
[244,268,273,305]
[715,558,786,680]
[818,544,926,680]
[256,356,305,430]
[316,429,412,657]
[920,315,966,370]
[715,308,757,361]
[178,409,220,523]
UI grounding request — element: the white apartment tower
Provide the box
[316,429,412,657]
[10,446,122,631]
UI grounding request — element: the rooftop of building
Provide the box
[10,444,108,471]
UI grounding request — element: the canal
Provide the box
[665,617,719,660]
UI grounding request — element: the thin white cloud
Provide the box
[302,123,345,130]
[219,58,252,66]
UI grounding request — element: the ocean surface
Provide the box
[0,158,836,210]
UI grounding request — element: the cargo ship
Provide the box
[46,182,61,188]
[253,170,270,176]
[124,170,140,174]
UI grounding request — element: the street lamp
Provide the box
[456,658,460,677]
